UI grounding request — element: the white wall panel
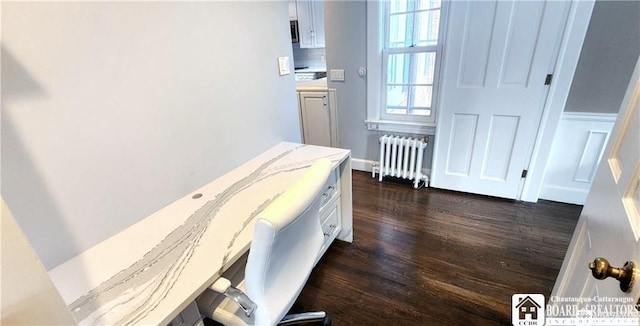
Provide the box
[573,131,608,182]
[540,112,616,204]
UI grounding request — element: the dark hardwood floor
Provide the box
[294,171,582,325]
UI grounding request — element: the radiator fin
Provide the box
[373,135,428,188]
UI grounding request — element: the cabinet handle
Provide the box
[324,224,337,237]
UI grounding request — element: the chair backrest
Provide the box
[244,158,331,325]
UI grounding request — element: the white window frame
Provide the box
[366,0,448,135]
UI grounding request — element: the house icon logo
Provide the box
[512,294,545,325]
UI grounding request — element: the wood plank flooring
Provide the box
[294,171,582,325]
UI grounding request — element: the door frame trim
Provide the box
[551,216,588,298]
[520,0,595,202]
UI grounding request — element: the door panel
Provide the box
[456,1,496,88]
[446,113,478,176]
[552,56,640,317]
[433,0,570,199]
[498,1,544,87]
[482,115,519,181]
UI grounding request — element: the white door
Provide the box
[432,0,570,199]
[551,56,640,319]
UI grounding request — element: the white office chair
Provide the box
[197,158,332,326]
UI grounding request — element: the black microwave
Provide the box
[290,21,299,43]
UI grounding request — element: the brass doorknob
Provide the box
[588,257,636,293]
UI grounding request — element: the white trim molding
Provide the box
[364,120,436,135]
[351,158,375,172]
[365,0,447,134]
[562,112,618,123]
[539,112,617,204]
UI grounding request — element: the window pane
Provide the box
[411,85,432,108]
[380,0,444,121]
[414,52,436,84]
[387,53,410,84]
[417,0,441,10]
[389,14,410,47]
[387,107,408,115]
[389,0,409,14]
[387,85,408,108]
[408,108,431,116]
[414,10,440,46]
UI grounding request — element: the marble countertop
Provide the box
[48,143,350,325]
[296,77,328,91]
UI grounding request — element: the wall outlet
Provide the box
[330,69,345,81]
[278,56,290,76]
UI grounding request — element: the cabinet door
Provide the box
[297,0,325,48]
[288,0,297,20]
[296,0,314,48]
[311,0,325,47]
[299,92,332,147]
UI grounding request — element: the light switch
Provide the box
[330,69,345,81]
[278,56,291,76]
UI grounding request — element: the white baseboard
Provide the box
[539,185,589,205]
[351,158,375,172]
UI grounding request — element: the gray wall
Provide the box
[565,0,640,113]
[324,1,377,162]
[323,0,433,167]
[2,1,300,269]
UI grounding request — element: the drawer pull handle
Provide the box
[323,224,337,237]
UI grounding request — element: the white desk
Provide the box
[48,143,352,325]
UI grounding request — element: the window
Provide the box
[366,0,447,134]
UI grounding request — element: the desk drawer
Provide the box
[321,201,340,240]
[319,170,339,212]
[317,200,341,261]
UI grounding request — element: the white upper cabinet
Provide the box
[296,0,325,48]
[288,0,297,21]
